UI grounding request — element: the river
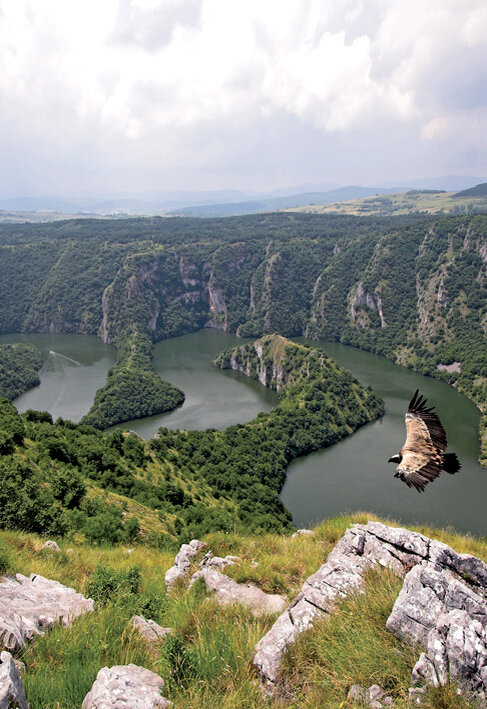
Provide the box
[2,330,485,536]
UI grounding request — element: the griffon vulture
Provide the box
[388,389,460,492]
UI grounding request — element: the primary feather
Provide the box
[390,389,460,493]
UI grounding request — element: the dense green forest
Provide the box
[0,343,43,399]
[0,212,486,460]
[0,335,381,540]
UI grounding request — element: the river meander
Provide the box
[2,330,486,536]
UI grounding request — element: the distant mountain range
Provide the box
[0,175,485,218]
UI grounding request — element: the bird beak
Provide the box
[388,455,400,463]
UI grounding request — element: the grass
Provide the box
[2,512,486,708]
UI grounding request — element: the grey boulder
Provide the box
[131,616,173,645]
[82,664,171,708]
[189,567,287,616]
[199,552,240,570]
[347,684,394,707]
[0,573,94,652]
[164,540,205,591]
[0,651,28,709]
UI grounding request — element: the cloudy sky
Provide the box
[0,0,486,196]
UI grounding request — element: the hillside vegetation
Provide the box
[0,343,43,399]
[0,213,486,461]
[2,513,482,708]
[0,335,381,539]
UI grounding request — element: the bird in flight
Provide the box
[388,389,461,492]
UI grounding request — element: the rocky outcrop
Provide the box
[206,278,227,330]
[0,573,94,652]
[164,540,206,591]
[387,562,487,705]
[189,567,287,617]
[253,520,487,705]
[350,282,386,328]
[348,683,394,707]
[291,529,314,538]
[0,651,28,709]
[199,551,240,570]
[131,616,173,646]
[82,664,171,708]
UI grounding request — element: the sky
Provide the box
[0,0,486,197]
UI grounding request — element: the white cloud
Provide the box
[0,0,485,192]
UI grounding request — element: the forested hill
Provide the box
[0,212,486,461]
[0,335,381,540]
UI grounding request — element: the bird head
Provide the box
[388,454,402,464]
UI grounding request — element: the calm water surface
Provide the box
[3,331,486,535]
[282,340,487,537]
[0,334,115,422]
[110,330,278,437]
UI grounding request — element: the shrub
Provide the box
[86,564,142,605]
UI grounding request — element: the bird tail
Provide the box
[442,453,461,474]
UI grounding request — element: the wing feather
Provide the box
[395,457,443,493]
[406,389,447,452]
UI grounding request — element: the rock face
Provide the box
[164,540,206,591]
[0,651,28,709]
[82,664,171,708]
[387,562,487,705]
[253,520,487,705]
[0,573,94,652]
[131,616,173,645]
[189,568,287,617]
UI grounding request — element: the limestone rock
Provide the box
[82,664,171,708]
[189,568,286,617]
[165,540,205,591]
[131,616,173,645]
[42,540,60,552]
[291,529,314,538]
[387,564,487,704]
[0,573,94,652]
[347,683,394,707]
[253,520,487,690]
[0,651,28,709]
[199,552,240,570]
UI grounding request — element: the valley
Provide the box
[3,329,485,535]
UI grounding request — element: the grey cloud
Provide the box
[111,0,202,51]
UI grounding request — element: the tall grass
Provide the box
[2,513,486,708]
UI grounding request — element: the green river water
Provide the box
[2,330,485,536]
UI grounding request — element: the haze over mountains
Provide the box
[1,175,486,219]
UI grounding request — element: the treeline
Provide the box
[0,396,234,545]
[0,343,43,399]
[81,332,184,429]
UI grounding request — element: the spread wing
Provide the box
[394,454,442,493]
[395,390,446,492]
[405,389,447,452]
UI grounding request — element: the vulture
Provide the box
[388,389,461,492]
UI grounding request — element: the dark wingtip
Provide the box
[442,453,461,474]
